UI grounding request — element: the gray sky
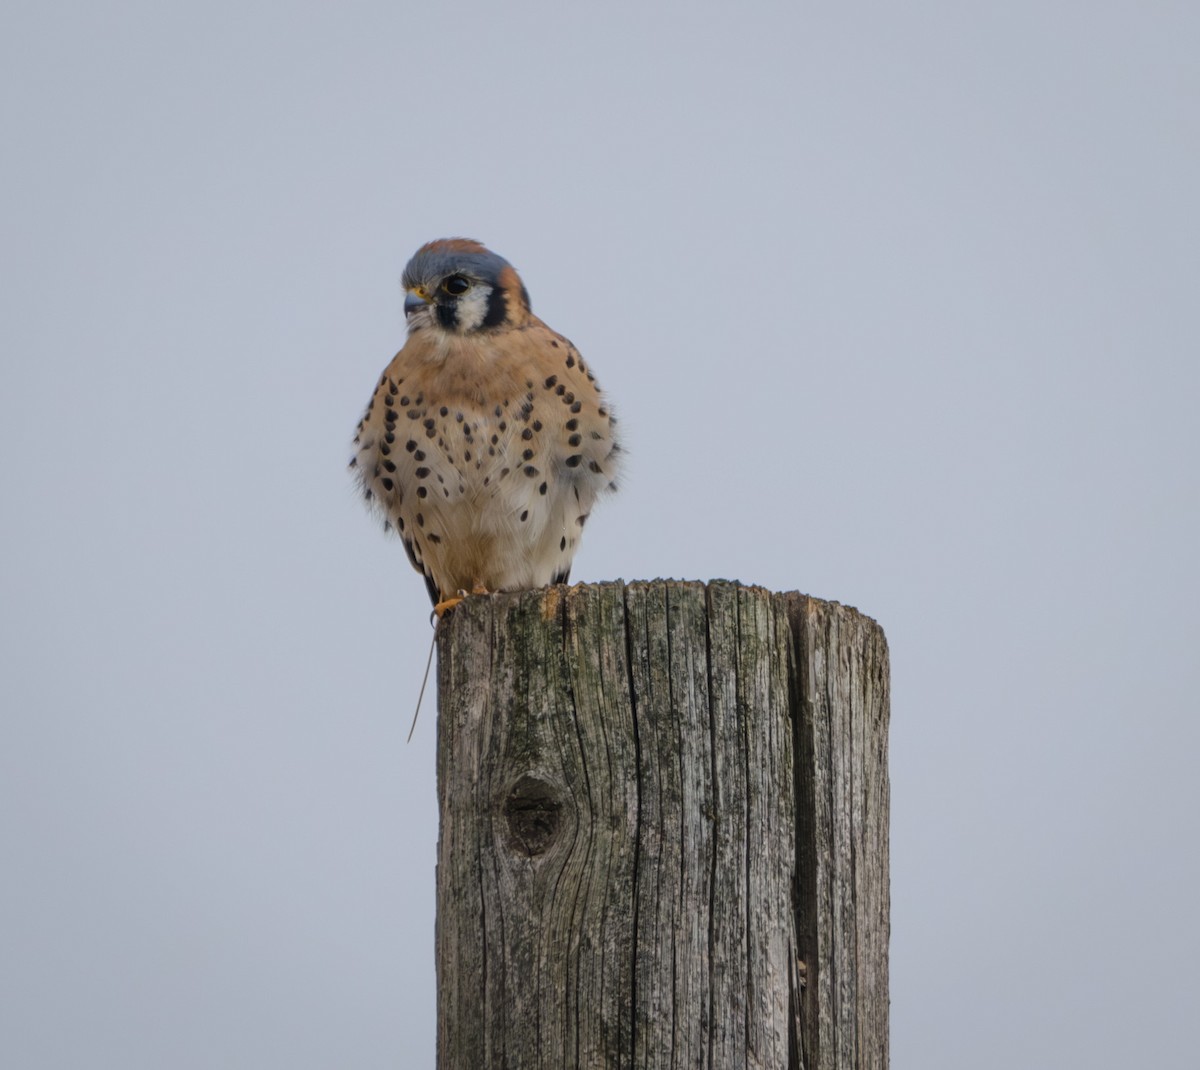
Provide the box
[2,2,1197,1067]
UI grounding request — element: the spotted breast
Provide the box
[350,239,622,610]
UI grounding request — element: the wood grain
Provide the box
[435,581,889,1069]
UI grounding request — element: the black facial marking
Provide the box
[436,303,458,330]
[482,285,508,328]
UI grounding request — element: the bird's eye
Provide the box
[442,275,471,296]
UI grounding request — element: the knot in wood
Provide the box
[502,775,563,856]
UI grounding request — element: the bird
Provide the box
[350,239,622,615]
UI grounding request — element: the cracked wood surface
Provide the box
[435,580,889,1069]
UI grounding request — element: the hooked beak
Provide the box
[404,287,429,318]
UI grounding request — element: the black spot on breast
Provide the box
[406,440,418,452]
[417,487,428,498]
[544,375,557,389]
[383,459,397,472]
[348,456,358,468]
[539,482,547,495]
[565,455,583,468]
[560,536,566,551]
[386,408,398,422]
[415,467,430,478]
[570,402,582,413]
[428,533,442,544]
[565,418,578,431]
[550,340,559,348]
[565,354,575,368]
[400,396,410,406]
[589,461,603,474]
[522,428,533,441]
[414,450,426,461]
[522,449,534,461]
[416,513,425,527]
[524,465,539,477]
[520,510,529,522]
[439,406,449,417]
[385,432,395,443]
[576,514,589,527]
[381,477,394,491]
[555,384,565,396]
[568,433,582,447]
[379,442,391,456]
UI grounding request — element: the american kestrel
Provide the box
[351,239,622,612]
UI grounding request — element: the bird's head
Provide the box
[401,239,532,335]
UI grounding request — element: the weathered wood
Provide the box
[435,580,889,1069]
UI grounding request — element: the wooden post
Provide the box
[435,580,889,1070]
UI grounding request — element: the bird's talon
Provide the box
[433,590,469,618]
